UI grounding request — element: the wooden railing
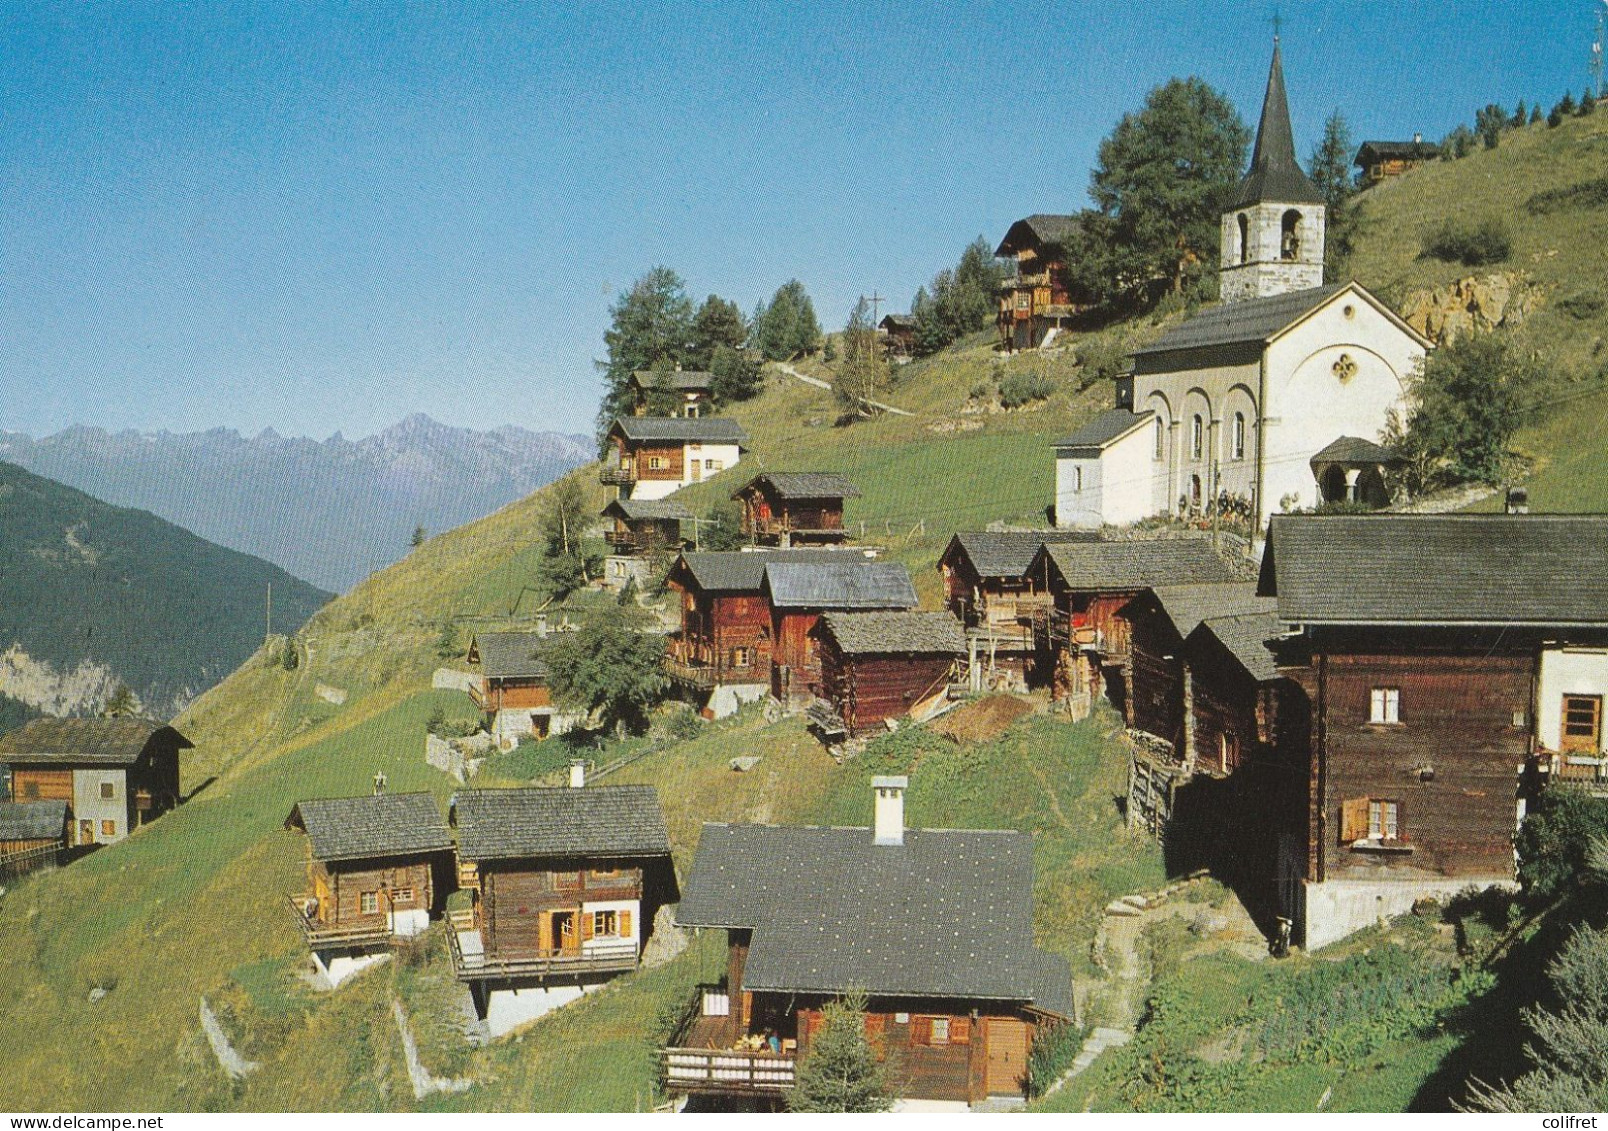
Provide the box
[599,464,636,486]
[663,652,719,689]
[604,530,639,551]
[0,841,63,878]
[445,914,639,981]
[286,895,394,948]
[750,515,845,537]
[662,1048,796,1094]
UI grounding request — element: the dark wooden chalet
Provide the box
[600,417,748,501]
[1353,138,1437,186]
[879,313,915,357]
[762,559,919,709]
[665,777,1073,1106]
[0,799,69,877]
[813,611,967,737]
[629,369,715,417]
[1027,539,1240,717]
[0,718,189,848]
[284,792,455,953]
[732,471,861,547]
[939,530,1100,690]
[994,214,1089,351]
[446,784,675,985]
[1260,513,1608,948]
[601,497,690,556]
[467,631,583,746]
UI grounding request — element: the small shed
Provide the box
[733,471,862,546]
[1353,139,1437,185]
[0,799,69,875]
[816,611,968,734]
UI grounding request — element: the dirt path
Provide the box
[772,362,914,417]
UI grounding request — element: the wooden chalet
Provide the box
[284,792,454,965]
[1353,138,1437,186]
[665,777,1073,1106]
[939,530,1101,690]
[813,611,967,738]
[1027,538,1240,717]
[732,471,861,547]
[878,313,915,357]
[0,718,189,848]
[0,799,69,877]
[600,416,748,502]
[447,784,675,1031]
[467,631,584,748]
[762,559,919,709]
[601,497,691,591]
[628,369,715,417]
[1260,514,1608,948]
[994,214,1089,351]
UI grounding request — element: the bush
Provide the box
[1526,176,1608,216]
[1421,217,1512,266]
[998,371,1055,409]
[1026,1022,1084,1098]
[1554,289,1607,320]
[1515,789,1608,903]
[1074,336,1129,389]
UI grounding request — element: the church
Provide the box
[1053,42,1431,536]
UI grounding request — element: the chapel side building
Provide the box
[1054,41,1430,533]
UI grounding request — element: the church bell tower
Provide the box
[1219,40,1326,303]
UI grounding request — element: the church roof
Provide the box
[1228,42,1324,208]
[1132,283,1346,358]
[1054,409,1155,453]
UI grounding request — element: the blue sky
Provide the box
[0,1,1597,440]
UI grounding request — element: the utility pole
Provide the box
[869,291,885,327]
[1593,0,1605,101]
[265,582,273,643]
[685,515,717,552]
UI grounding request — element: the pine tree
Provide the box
[755,280,822,360]
[787,991,892,1113]
[687,295,748,371]
[593,267,695,448]
[1307,109,1356,277]
[104,684,138,717]
[411,524,427,548]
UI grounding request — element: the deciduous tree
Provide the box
[543,603,668,736]
[834,297,888,416]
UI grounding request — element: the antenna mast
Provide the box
[1593,1,1606,100]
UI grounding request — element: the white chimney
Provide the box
[1413,131,1422,144]
[872,776,908,846]
[569,760,587,789]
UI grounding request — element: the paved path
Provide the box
[772,362,914,417]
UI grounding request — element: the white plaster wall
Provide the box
[1054,454,1103,530]
[388,908,431,938]
[1134,360,1261,518]
[313,949,391,990]
[491,706,585,749]
[707,682,769,719]
[483,980,608,1038]
[72,769,126,844]
[1537,648,1608,752]
[1303,876,1514,951]
[682,443,741,486]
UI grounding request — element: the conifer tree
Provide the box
[594,267,695,449]
[1307,109,1357,276]
[787,991,892,1113]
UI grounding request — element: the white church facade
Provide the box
[1054,43,1431,534]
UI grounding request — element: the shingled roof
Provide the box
[469,632,553,681]
[817,611,967,656]
[0,799,69,842]
[0,717,187,766]
[669,549,863,593]
[940,530,1101,579]
[629,370,714,392]
[608,417,749,445]
[763,561,917,610]
[995,213,1084,258]
[285,793,453,864]
[1354,140,1438,167]
[677,821,1071,1014]
[733,472,862,501]
[1038,538,1240,592]
[1054,409,1155,454]
[602,497,693,522]
[450,785,671,862]
[1261,514,1608,626]
[1309,436,1402,466]
[1192,610,1285,683]
[1148,582,1276,639]
[1132,284,1346,359]
[1229,41,1324,208]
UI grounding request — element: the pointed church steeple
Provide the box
[1231,40,1324,207]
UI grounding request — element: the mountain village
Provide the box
[4,32,1608,1116]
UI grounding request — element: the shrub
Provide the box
[1026,1021,1085,1098]
[998,371,1055,409]
[1075,336,1130,389]
[1421,217,1512,266]
[1554,289,1607,320]
[1526,176,1608,216]
[1515,789,1608,903]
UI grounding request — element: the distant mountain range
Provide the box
[0,461,331,720]
[0,415,594,592]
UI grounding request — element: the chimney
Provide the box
[536,614,549,638]
[1413,131,1422,144]
[872,776,908,846]
[1506,487,1529,515]
[372,770,387,797]
[569,760,587,789]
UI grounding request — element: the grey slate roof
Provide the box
[818,611,967,656]
[1133,284,1346,358]
[1193,610,1285,683]
[995,213,1084,257]
[1261,514,1608,625]
[671,549,861,593]
[1149,583,1276,638]
[1229,42,1325,208]
[608,417,749,445]
[602,497,693,522]
[880,314,914,331]
[941,530,1102,579]
[470,632,552,681]
[451,785,671,862]
[677,822,1070,1013]
[630,370,714,391]
[285,793,453,864]
[734,471,862,501]
[763,561,918,610]
[0,717,186,765]
[1054,409,1155,453]
[0,799,69,842]
[1039,538,1240,592]
[1309,435,1401,466]
[1355,140,1438,166]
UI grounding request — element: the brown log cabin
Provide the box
[994,214,1090,351]
[1260,513,1608,949]
[665,778,1074,1107]
[732,471,861,547]
[628,368,714,417]
[1027,538,1240,718]
[601,496,691,592]
[813,611,966,738]
[0,799,68,877]
[762,559,919,710]
[446,784,676,988]
[600,416,748,502]
[1353,138,1437,187]
[879,313,915,357]
[0,717,188,848]
[938,530,1100,690]
[284,792,455,956]
[467,631,585,748]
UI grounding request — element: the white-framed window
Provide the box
[929,1017,950,1044]
[648,456,666,471]
[100,819,116,838]
[1232,412,1246,461]
[592,909,630,937]
[705,459,723,472]
[1369,687,1401,724]
[360,891,379,914]
[1368,800,1399,841]
[392,887,415,905]
[1341,797,1405,844]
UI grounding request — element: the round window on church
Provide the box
[1333,354,1359,384]
[1343,304,1356,319]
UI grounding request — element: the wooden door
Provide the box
[1561,695,1602,754]
[984,1018,1029,1096]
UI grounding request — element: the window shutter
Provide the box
[619,908,632,937]
[910,1016,931,1046]
[1340,798,1368,842]
[580,911,594,941]
[951,1017,971,1045]
[1393,799,1407,842]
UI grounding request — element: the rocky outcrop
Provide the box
[1400,272,1537,343]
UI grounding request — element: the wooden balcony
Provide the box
[664,651,719,690]
[662,987,796,1095]
[287,894,395,949]
[604,529,641,552]
[600,464,636,486]
[446,909,639,981]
